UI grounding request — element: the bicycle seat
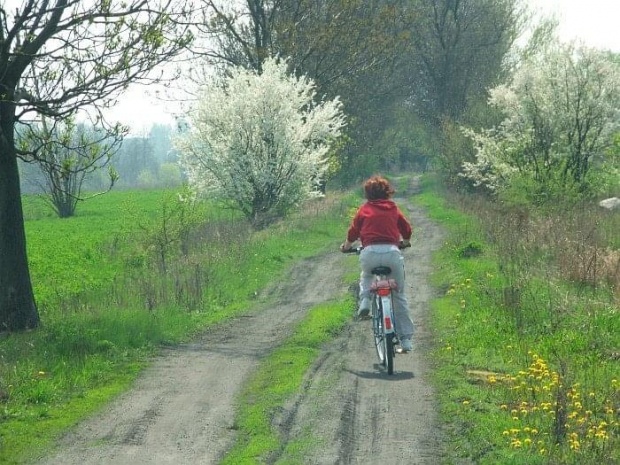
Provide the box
[371,266,391,276]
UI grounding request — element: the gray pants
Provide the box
[359,244,414,340]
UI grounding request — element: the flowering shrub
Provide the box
[176,58,345,223]
[460,42,620,199]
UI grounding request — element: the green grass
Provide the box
[23,189,235,311]
[413,175,619,465]
[1,190,358,464]
[220,297,354,465]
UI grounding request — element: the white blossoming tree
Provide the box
[460,43,620,197]
[176,58,345,223]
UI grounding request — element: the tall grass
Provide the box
[414,175,619,464]
[0,190,356,463]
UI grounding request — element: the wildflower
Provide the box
[539,448,546,455]
[502,430,510,436]
[38,371,45,375]
[524,438,532,446]
[500,404,508,410]
[531,429,539,435]
[462,400,470,405]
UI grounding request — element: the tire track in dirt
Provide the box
[275,176,445,464]
[37,252,348,465]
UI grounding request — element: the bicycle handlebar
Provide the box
[341,241,411,254]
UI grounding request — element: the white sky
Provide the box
[107,0,620,133]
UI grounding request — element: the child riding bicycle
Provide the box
[340,176,414,352]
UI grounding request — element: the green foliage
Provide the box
[374,108,438,172]
[437,118,477,185]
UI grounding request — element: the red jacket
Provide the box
[347,199,412,246]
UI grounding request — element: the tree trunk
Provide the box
[0,124,39,331]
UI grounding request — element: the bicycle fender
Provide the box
[381,296,396,334]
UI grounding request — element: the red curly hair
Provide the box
[363,176,395,200]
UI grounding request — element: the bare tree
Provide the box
[0,0,193,331]
[18,117,123,218]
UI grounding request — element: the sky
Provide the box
[106,0,620,133]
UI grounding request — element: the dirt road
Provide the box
[38,179,444,465]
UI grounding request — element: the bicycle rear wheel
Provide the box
[372,295,396,375]
[372,295,395,374]
[385,334,394,375]
[372,295,386,365]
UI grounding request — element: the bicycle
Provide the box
[343,242,410,375]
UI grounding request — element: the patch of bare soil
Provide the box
[37,253,348,465]
[273,177,445,464]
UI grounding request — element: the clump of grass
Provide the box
[220,297,354,464]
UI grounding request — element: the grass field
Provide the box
[414,176,619,464]
[1,189,357,464]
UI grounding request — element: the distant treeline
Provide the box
[19,123,183,194]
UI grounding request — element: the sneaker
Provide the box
[400,338,413,352]
[357,297,370,318]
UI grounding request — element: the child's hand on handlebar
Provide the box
[340,240,353,252]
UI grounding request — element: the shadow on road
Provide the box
[344,367,414,381]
